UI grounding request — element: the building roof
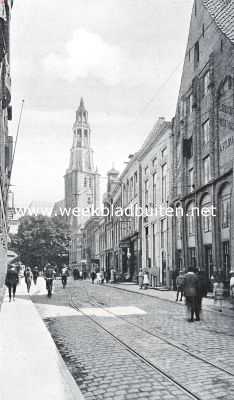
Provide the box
[203,0,234,44]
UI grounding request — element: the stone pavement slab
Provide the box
[0,278,84,400]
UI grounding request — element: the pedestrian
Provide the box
[214,275,224,312]
[61,264,69,288]
[138,269,143,289]
[143,271,149,290]
[5,266,19,302]
[183,268,200,322]
[230,271,234,297]
[176,270,184,301]
[99,269,104,284]
[32,266,39,285]
[196,269,208,313]
[25,267,33,294]
[44,264,56,297]
[90,271,96,284]
[110,268,115,283]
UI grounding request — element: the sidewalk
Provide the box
[107,282,234,316]
[0,279,84,400]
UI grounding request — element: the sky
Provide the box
[10,0,194,207]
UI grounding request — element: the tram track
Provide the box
[69,293,202,400]
[68,284,234,400]
[70,286,234,378]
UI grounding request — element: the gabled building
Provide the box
[171,0,234,288]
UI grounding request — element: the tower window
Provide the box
[194,41,199,69]
[221,39,223,52]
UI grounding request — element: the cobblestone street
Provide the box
[32,278,234,400]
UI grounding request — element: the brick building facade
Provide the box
[171,0,234,287]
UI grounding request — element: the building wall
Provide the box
[0,1,13,308]
[172,0,234,287]
[139,122,172,287]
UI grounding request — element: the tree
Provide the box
[10,215,70,269]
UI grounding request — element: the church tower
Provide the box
[64,98,100,231]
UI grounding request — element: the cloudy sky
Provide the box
[10,0,193,207]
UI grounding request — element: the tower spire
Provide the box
[76,97,88,123]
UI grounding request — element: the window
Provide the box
[194,41,199,68]
[89,176,92,188]
[145,179,149,206]
[145,166,149,175]
[203,156,211,184]
[161,147,167,160]
[188,248,196,269]
[221,39,223,52]
[134,172,138,196]
[203,70,210,96]
[152,157,157,169]
[188,168,194,192]
[161,163,167,202]
[202,24,205,38]
[153,173,157,207]
[222,197,230,229]
[84,176,87,187]
[130,177,133,201]
[176,219,182,240]
[145,227,149,265]
[123,184,126,205]
[201,194,212,233]
[180,99,185,118]
[187,203,195,236]
[126,180,129,204]
[188,94,193,115]
[161,219,166,249]
[153,224,156,267]
[202,119,210,145]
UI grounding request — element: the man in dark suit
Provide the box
[5,266,19,302]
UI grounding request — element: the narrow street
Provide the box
[31,278,234,400]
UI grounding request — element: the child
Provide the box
[214,278,224,312]
[143,271,149,290]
